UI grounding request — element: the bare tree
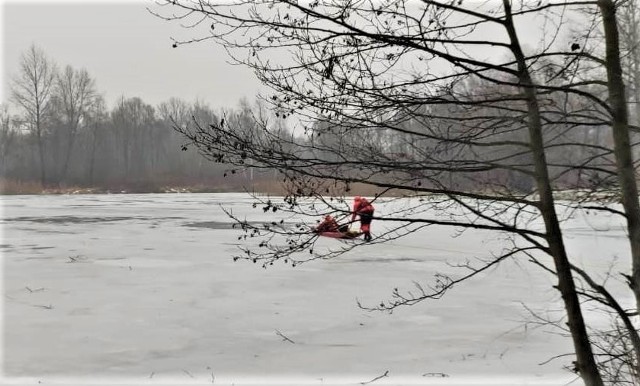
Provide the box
[111,96,157,181]
[10,44,57,187]
[592,1,640,380]
[153,0,640,383]
[619,0,640,127]
[0,105,18,179]
[50,65,98,184]
[84,95,109,186]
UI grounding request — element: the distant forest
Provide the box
[1,45,289,194]
[1,44,634,196]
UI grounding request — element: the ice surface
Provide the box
[1,193,631,385]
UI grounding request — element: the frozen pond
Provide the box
[1,193,631,385]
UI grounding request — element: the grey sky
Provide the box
[1,0,263,111]
[1,0,585,114]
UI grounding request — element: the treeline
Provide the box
[304,73,624,195]
[0,45,286,194]
[2,43,635,196]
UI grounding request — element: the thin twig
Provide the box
[422,372,449,377]
[538,353,574,366]
[66,255,87,263]
[33,304,53,310]
[275,329,295,344]
[360,370,389,385]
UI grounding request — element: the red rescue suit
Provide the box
[351,197,374,240]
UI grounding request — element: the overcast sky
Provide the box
[2,0,585,115]
[1,0,263,111]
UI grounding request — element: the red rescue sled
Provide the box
[316,230,362,239]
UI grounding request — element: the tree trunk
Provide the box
[598,0,640,317]
[623,0,640,129]
[59,125,77,184]
[503,1,603,384]
[36,117,47,188]
[87,127,99,186]
[598,0,640,378]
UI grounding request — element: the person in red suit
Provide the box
[351,196,374,241]
[315,215,340,233]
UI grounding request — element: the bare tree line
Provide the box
[4,24,636,196]
[1,44,284,193]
